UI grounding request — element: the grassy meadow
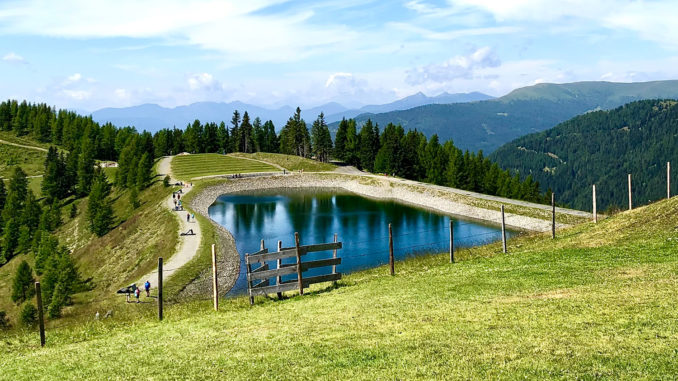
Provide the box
[171,153,279,181]
[2,194,677,379]
[231,152,337,172]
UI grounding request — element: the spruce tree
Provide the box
[240,112,254,153]
[135,152,153,189]
[11,260,35,304]
[16,226,31,253]
[334,118,348,161]
[129,187,140,209]
[69,203,77,218]
[87,171,114,237]
[230,110,241,153]
[2,167,28,223]
[76,137,95,196]
[1,218,20,263]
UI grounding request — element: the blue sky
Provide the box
[1,0,678,111]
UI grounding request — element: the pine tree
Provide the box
[21,190,41,232]
[135,152,153,189]
[358,120,377,171]
[11,260,35,304]
[69,203,77,218]
[16,225,31,253]
[311,113,333,163]
[230,110,241,153]
[129,187,140,209]
[87,172,114,237]
[76,136,95,196]
[239,112,254,153]
[2,167,28,223]
[1,218,20,263]
[334,118,348,161]
[48,281,67,318]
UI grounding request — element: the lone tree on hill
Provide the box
[11,260,35,304]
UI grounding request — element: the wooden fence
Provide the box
[245,233,342,305]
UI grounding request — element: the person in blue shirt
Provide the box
[144,280,151,297]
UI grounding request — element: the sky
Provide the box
[1,0,678,112]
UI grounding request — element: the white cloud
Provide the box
[0,0,358,63]
[406,47,501,85]
[2,51,26,64]
[450,0,678,48]
[61,89,91,100]
[188,73,220,91]
[64,73,82,84]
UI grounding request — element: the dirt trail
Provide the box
[0,138,48,152]
[136,156,201,287]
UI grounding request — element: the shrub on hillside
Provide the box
[20,303,37,327]
[163,175,170,187]
[0,310,9,330]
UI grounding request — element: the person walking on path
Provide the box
[144,280,151,297]
[134,287,140,303]
[187,212,190,222]
[191,213,195,222]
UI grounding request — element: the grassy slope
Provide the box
[2,194,678,379]
[171,153,278,181]
[0,143,45,178]
[232,152,336,172]
[0,167,179,328]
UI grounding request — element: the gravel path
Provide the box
[135,157,201,287]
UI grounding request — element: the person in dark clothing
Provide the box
[187,212,190,222]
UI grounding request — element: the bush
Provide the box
[129,187,140,209]
[20,303,37,327]
[0,310,9,330]
[163,175,170,187]
[48,281,67,319]
[69,203,77,218]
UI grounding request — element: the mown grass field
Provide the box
[231,152,336,172]
[171,153,279,181]
[2,194,677,379]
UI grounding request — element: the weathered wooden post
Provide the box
[668,162,671,199]
[246,253,254,306]
[449,219,455,263]
[158,257,163,321]
[593,185,597,223]
[551,193,556,239]
[389,223,395,276]
[332,233,338,286]
[628,173,633,210]
[277,240,283,300]
[501,205,507,254]
[35,282,45,347]
[295,232,304,295]
[211,244,218,311]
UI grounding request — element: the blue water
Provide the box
[208,189,517,294]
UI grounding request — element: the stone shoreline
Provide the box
[184,173,564,295]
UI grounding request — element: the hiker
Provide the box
[187,212,190,222]
[172,193,175,199]
[144,280,151,297]
[191,213,195,221]
[177,194,181,200]
[134,287,140,303]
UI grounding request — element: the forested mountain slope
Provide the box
[490,99,678,211]
[330,80,678,153]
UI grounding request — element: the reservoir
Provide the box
[208,189,517,294]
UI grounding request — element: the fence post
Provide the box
[211,244,218,312]
[389,223,395,276]
[158,257,163,321]
[332,233,338,286]
[593,185,597,223]
[449,219,454,263]
[628,173,632,210]
[295,232,304,296]
[35,282,45,347]
[668,162,671,199]
[501,205,507,254]
[277,240,283,300]
[551,193,556,239]
[246,253,254,306]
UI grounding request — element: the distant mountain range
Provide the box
[90,91,493,133]
[327,80,678,153]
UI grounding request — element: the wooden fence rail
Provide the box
[246,234,342,305]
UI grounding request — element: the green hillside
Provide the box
[490,99,678,211]
[332,80,678,153]
[3,193,678,379]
